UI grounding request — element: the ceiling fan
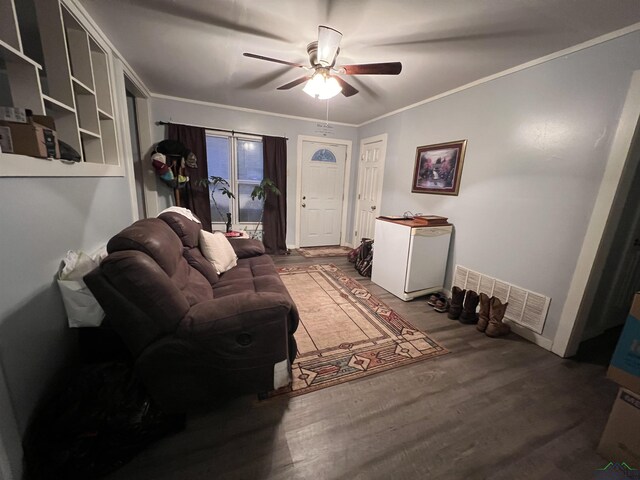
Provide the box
[243,26,402,99]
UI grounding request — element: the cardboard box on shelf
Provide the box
[597,387,640,466]
[608,292,640,394]
[0,120,60,159]
[29,115,56,131]
[0,107,28,123]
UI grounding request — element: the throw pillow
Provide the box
[199,230,238,274]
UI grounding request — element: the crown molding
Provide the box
[149,93,359,127]
[358,22,640,127]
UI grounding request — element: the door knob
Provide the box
[371,205,376,210]
[302,203,306,208]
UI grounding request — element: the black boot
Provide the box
[460,290,479,324]
[447,286,466,320]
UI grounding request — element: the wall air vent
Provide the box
[453,265,551,334]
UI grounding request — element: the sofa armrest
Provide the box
[140,292,293,411]
[228,238,265,258]
[178,292,290,343]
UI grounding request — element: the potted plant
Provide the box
[199,176,235,230]
[249,178,280,239]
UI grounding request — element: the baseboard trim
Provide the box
[506,321,554,351]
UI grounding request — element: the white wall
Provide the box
[358,31,640,344]
[149,97,359,246]
[0,176,134,478]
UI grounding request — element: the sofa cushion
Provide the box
[159,211,220,285]
[183,248,220,286]
[108,218,183,275]
[107,218,213,306]
[212,255,299,334]
[200,231,238,274]
[228,238,265,258]
[216,256,274,283]
[100,250,191,336]
[159,211,201,248]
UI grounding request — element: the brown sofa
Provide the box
[84,212,299,412]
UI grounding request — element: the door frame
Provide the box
[295,135,353,248]
[112,59,158,220]
[552,70,640,357]
[354,133,388,243]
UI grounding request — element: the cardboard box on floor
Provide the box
[608,292,640,394]
[597,387,640,466]
[0,119,59,158]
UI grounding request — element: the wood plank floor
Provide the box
[107,254,619,480]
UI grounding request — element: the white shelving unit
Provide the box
[0,0,121,176]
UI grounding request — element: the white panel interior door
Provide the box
[355,135,387,242]
[300,141,347,247]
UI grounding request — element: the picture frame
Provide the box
[411,140,468,195]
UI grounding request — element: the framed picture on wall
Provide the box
[411,140,468,195]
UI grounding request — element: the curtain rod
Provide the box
[156,121,288,140]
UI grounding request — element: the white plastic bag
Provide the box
[57,248,105,328]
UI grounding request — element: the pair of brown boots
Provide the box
[448,287,511,337]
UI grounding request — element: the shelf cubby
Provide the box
[32,0,74,108]
[0,0,121,175]
[100,118,118,165]
[44,99,81,157]
[80,130,104,164]
[0,0,22,52]
[73,82,100,136]
[42,93,74,113]
[62,7,94,91]
[89,39,113,117]
[98,108,113,120]
[0,42,44,114]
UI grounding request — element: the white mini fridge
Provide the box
[371,218,452,301]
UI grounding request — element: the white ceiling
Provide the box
[79,0,640,125]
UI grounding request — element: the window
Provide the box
[206,133,264,224]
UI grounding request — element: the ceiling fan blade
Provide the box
[243,53,305,69]
[277,76,311,90]
[341,62,402,75]
[334,76,358,97]
[317,25,342,67]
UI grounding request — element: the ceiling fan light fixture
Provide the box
[317,25,342,67]
[303,72,342,100]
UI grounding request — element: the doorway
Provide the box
[553,70,640,358]
[296,136,352,247]
[576,117,640,355]
[125,86,145,219]
[354,133,387,242]
[121,73,158,218]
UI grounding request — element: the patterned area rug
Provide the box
[273,264,449,397]
[296,246,353,258]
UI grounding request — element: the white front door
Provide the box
[300,141,347,247]
[354,134,387,242]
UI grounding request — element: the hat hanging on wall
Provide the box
[151,152,170,175]
[151,140,192,189]
[155,140,198,169]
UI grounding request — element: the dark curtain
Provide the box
[167,124,212,231]
[262,136,288,254]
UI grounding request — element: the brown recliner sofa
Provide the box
[84,211,299,412]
